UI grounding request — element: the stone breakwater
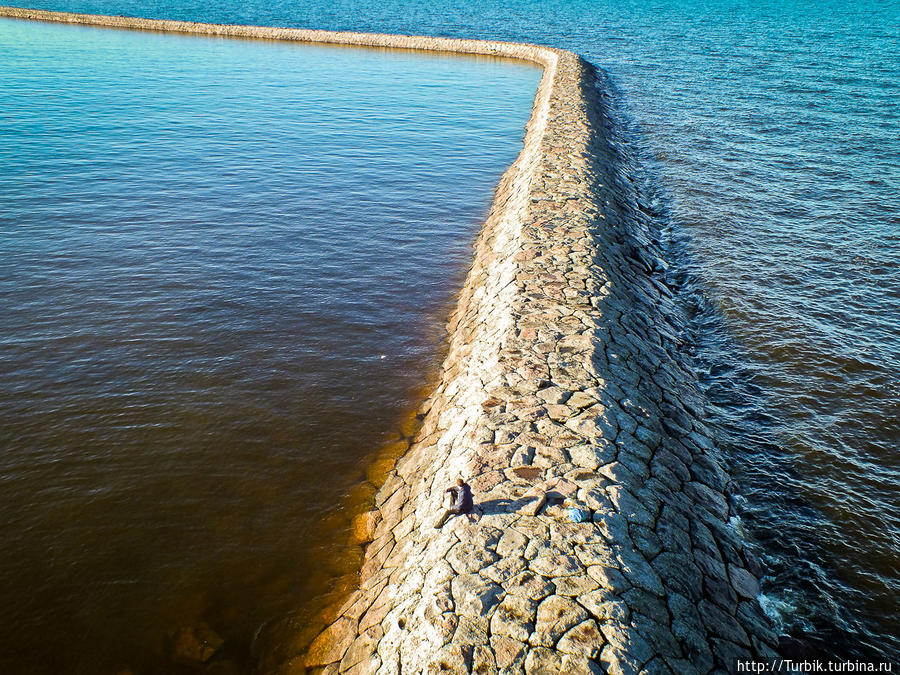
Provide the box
[0,7,780,673]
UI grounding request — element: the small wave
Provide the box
[728,513,747,537]
[759,592,793,629]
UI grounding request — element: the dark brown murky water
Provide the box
[0,19,540,673]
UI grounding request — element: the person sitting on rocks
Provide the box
[434,477,474,528]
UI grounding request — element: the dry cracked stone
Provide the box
[530,595,589,647]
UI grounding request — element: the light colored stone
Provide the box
[524,647,563,674]
[490,594,539,642]
[339,625,383,672]
[506,570,555,600]
[472,644,498,675]
[427,644,469,673]
[451,574,503,618]
[432,611,459,643]
[446,542,500,575]
[557,619,604,658]
[482,555,527,585]
[561,654,605,674]
[497,528,529,557]
[530,595,589,647]
[530,554,581,578]
[491,634,528,670]
[586,565,632,594]
[578,591,629,623]
[567,391,597,409]
[537,386,570,405]
[553,573,600,596]
[574,542,618,568]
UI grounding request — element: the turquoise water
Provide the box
[0,18,540,673]
[4,0,900,666]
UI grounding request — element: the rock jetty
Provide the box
[0,6,780,673]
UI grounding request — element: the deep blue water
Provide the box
[4,0,899,667]
[0,17,540,673]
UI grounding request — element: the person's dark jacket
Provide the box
[448,482,474,513]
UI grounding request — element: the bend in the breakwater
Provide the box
[0,6,556,62]
[0,7,780,673]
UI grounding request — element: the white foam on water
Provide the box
[759,592,793,630]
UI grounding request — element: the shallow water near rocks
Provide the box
[0,18,540,673]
